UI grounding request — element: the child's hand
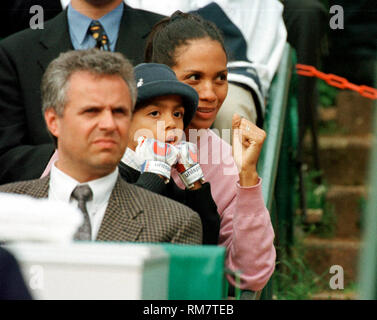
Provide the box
[175,141,205,189]
[136,136,179,181]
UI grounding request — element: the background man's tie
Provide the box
[71,184,93,241]
[88,20,110,51]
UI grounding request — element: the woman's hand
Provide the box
[232,113,266,187]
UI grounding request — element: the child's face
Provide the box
[127,95,185,150]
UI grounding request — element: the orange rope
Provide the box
[296,64,377,100]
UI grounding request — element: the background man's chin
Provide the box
[84,0,117,7]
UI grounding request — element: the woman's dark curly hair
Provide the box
[144,10,227,67]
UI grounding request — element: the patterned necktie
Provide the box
[71,184,93,241]
[88,20,110,51]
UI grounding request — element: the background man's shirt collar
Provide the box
[67,2,124,51]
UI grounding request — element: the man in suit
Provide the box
[0,0,164,184]
[0,49,202,244]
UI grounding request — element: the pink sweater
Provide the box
[171,129,276,291]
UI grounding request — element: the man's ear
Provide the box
[44,108,60,139]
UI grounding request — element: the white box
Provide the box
[5,242,169,300]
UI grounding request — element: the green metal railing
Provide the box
[240,44,295,300]
[357,67,377,300]
[258,45,294,212]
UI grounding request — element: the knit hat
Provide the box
[134,63,198,128]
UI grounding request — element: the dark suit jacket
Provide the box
[0,175,202,244]
[0,0,63,39]
[0,246,32,300]
[0,5,164,184]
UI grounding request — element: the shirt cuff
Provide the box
[236,177,262,189]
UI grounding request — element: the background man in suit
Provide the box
[0,0,164,184]
[0,49,202,244]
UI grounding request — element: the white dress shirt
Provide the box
[48,163,118,240]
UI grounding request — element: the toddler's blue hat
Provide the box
[134,63,198,128]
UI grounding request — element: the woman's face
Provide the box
[172,38,228,130]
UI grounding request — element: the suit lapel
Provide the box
[29,176,50,199]
[96,176,144,242]
[37,10,74,73]
[115,5,156,64]
[25,174,144,241]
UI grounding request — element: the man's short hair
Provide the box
[41,49,137,116]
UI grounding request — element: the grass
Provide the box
[272,169,337,300]
[273,243,328,300]
[273,238,359,300]
[296,169,336,238]
[343,282,358,296]
[318,80,338,108]
[318,119,348,135]
[307,201,336,238]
